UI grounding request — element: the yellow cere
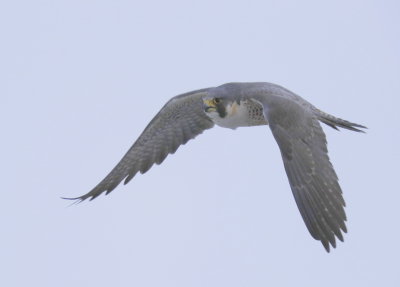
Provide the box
[203,98,216,108]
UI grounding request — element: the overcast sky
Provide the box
[2,0,400,286]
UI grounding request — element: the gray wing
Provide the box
[66,89,214,202]
[261,96,347,252]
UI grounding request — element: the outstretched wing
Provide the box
[262,96,347,252]
[66,89,214,202]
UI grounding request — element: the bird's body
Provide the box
[66,82,366,252]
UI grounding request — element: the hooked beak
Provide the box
[203,98,216,112]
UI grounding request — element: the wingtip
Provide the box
[61,196,84,206]
[61,194,96,204]
[322,241,331,253]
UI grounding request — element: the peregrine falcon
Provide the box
[65,82,366,252]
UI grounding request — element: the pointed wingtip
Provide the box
[322,241,331,253]
[61,190,105,204]
[61,196,84,206]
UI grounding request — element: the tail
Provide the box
[313,108,367,133]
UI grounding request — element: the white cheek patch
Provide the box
[205,110,220,121]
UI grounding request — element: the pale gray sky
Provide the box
[2,0,400,286]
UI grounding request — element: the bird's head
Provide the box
[202,82,248,121]
[203,97,227,119]
[203,96,253,129]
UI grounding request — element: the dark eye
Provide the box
[214,98,221,104]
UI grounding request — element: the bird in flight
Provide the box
[65,82,366,252]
